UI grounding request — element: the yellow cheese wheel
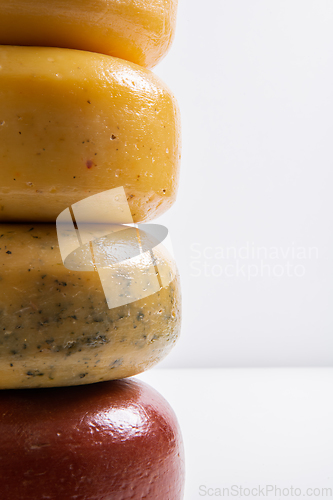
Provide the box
[0,46,181,223]
[0,224,181,389]
[0,0,178,69]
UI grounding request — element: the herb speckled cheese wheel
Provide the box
[0,224,181,389]
[0,46,181,223]
[0,0,178,69]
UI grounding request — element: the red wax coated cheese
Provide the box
[0,378,185,500]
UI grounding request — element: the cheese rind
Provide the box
[0,0,178,68]
[0,46,181,223]
[0,224,181,389]
[0,379,185,499]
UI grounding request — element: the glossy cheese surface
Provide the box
[0,46,181,223]
[0,224,181,388]
[0,379,185,500]
[0,0,178,68]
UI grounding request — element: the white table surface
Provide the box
[136,368,333,500]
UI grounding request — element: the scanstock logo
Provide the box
[56,187,174,309]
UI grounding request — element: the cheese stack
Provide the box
[0,0,181,388]
[0,2,185,499]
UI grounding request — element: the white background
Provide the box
[138,369,333,500]
[154,0,333,368]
